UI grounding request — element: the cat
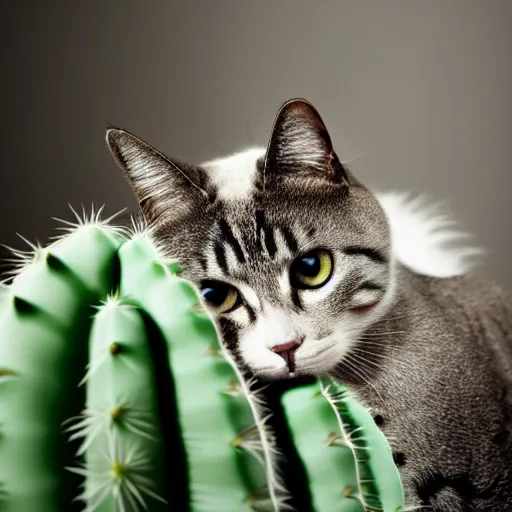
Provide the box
[106,98,512,511]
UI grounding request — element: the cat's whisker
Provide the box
[345,349,383,374]
[341,353,385,405]
[350,345,416,373]
[359,330,409,337]
[355,339,404,349]
[353,337,389,344]
[346,347,384,371]
[365,325,409,336]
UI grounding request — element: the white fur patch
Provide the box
[239,307,302,376]
[375,192,482,278]
[202,147,265,201]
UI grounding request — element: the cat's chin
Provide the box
[249,356,338,382]
[253,367,310,382]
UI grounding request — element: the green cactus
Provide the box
[66,294,169,511]
[0,209,404,511]
[282,380,404,512]
[0,218,124,511]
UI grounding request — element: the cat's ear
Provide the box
[263,98,348,188]
[106,128,212,225]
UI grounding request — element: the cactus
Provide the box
[0,208,404,511]
[282,380,404,512]
[0,216,124,511]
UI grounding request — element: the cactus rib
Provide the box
[68,295,168,511]
[321,379,405,511]
[282,380,404,512]
[0,224,122,511]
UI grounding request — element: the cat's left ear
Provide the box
[263,98,349,188]
[106,128,212,226]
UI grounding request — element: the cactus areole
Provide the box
[0,209,404,511]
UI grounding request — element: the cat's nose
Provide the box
[271,338,304,373]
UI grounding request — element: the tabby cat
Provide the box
[106,99,512,511]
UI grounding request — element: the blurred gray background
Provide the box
[1,1,511,286]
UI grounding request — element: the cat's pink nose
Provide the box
[271,339,303,373]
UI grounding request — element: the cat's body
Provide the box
[106,99,512,510]
[342,265,512,510]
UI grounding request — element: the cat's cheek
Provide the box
[294,334,352,375]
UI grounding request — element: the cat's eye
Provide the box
[349,283,383,313]
[200,281,241,314]
[290,249,333,289]
[350,300,381,314]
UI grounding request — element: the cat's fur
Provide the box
[106,99,512,510]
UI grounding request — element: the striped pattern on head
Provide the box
[105,99,404,380]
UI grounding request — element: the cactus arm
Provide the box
[117,233,279,511]
[67,297,169,512]
[282,383,364,512]
[219,361,290,511]
[282,379,404,512]
[0,225,122,512]
[320,379,404,512]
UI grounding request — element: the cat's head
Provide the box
[106,99,395,380]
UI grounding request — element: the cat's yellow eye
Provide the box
[290,249,333,289]
[201,281,241,314]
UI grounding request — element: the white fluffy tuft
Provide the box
[202,147,265,201]
[375,191,482,278]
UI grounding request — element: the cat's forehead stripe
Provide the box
[218,219,246,264]
[262,222,277,259]
[214,242,228,273]
[279,225,299,253]
[254,209,278,258]
[209,214,300,276]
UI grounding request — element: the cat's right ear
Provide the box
[106,128,212,226]
[262,98,349,190]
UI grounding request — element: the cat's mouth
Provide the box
[254,340,338,381]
